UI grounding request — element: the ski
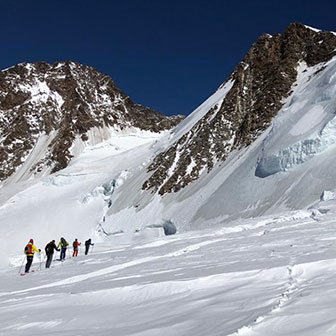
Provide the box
[20,270,35,276]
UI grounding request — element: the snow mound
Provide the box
[146,219,177,236]
[320,190,336,201]
[82,180,115,204]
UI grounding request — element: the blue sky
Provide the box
[1,0,335,115]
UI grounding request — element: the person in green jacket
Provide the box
[57,237,69,261]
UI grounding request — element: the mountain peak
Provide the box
[284,22,336,36]
[142,23,336,195]
[285,21,310,32]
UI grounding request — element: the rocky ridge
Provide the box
[143,23,336,195]
[0,61,183,181]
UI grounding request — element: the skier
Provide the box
[57,237,69,261]
[24,239,40,273]
[84,238,94,255]
[72,239,81,257]
[45,240,60,268]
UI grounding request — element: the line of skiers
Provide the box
[24,238,94,273]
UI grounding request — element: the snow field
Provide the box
[2,204,336,335]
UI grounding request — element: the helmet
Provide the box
[29,239,34,243]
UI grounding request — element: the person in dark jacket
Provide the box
[45,240,60,268]
[84,239,94,255]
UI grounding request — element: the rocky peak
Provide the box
[143,23,336,195]
[0,61,184,181]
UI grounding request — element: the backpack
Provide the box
[61,238,68,248]
[46,243,54,254]
[73,241,77,249]
[24,244,32,255]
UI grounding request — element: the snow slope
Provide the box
[0,65,236,268]
[0,128,167,268]
[102,56,336,231]
[1,202,336,335]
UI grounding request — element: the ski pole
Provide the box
[54,250,59,261]
[38,253,44,271]
[18,256,25,274]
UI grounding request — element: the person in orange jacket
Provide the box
[72,239,81,257]
[24,239,40,273]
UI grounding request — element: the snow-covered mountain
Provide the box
[0,61,183,182]
[2,22,336,335]
[144,22,336,195]
[100,23,336,232]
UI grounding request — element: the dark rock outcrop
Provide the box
[143,23,336,195]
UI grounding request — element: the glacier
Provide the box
[256,60,336,178]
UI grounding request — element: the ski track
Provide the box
[229,265,303,336]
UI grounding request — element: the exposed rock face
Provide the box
[0,61,184,181]
[143,23,336,195]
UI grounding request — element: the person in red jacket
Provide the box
[72,239,81,257]
[24,239,40,273]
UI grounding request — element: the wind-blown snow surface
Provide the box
[2,204,336,335]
